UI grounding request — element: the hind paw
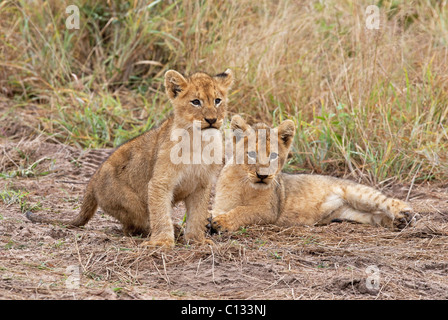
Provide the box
[394,208,421,230]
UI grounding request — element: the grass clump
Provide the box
[0,187,42,213]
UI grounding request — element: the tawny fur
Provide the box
[210,116,419,233]
[27,69,233,248]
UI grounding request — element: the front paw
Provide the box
[140,237,175,248]
[209,214,238,233]
[184,232,214,246]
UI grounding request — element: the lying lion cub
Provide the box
[210,115,419,232]
[27,69,233,247]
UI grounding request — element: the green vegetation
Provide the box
[0,186,42,213]
[1,0,447,183]
[0,157,53,179]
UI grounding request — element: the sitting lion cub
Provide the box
[27,69,233,247]
[210,115,419,232]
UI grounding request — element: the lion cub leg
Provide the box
[326,205,384,226]
[98,184,150,236]
[141,177,176,248]
[211,205,273,233]
[184,185,213,244]
[334,183,419,229]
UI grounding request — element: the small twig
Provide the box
[210,245,216,284]
[56,180,88,185]
[161,253,170,285]
[152,260,169,285]
[195,258,202,276]
[73,233,86,273]
[406,168,419,202]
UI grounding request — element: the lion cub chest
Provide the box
[173,163,219,203]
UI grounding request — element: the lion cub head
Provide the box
[229,115,295,189]
[164,69,233,131]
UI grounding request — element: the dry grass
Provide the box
[1,206,447,300]
[1,0,447,182]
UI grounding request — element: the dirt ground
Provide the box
[1,127,447,300]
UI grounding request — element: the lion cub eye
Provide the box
[191,99,201,107]
[270,152,279,161]
[214,98,222,105]
[247,151,257,160]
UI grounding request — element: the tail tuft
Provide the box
[25,210,61,224]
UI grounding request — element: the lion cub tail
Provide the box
[26,186,98,227]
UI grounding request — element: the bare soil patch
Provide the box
[1,137,447,300]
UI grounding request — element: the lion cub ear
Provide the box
[214,69,233,90]
[164,70,188,100]
[230,115,249,143]
[277,120,295,149]
[230,115,249,132]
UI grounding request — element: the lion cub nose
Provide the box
[205,118,217,125]
[256,173,268,180]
